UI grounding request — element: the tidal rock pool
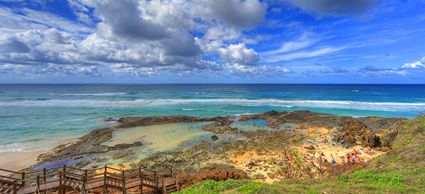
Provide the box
[230,119,270,131]
[105,122,214,159]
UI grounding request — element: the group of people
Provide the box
[341,151,364,164]
[318,147,376,165]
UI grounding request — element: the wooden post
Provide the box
[139,167,143,194]
[122,170,126,194]
[83,169,88,193]
[13,180,17,194]
[58,172,63,194]
[62,165,66,194]
[36,175,40,192]
[43,168,47,183]
[43,168,47,194]
[21,171,25,187]
[103,165,108,193]
[154,171,158,191]
[162,176,166,194]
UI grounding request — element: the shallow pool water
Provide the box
[106,122,214,153]
[230,119,270,131]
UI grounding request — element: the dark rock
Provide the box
[110,142,143,150]
[175,159,184,163]
[211,135,219,141]
[360,117,405,131]
[247,161,256,169]
[103,117,117,122]
[304,145,315,150]
[117,115,216,128]
[74,156,83,160]
[264,110,280,116]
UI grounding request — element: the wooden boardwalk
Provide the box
[0,165,179,194]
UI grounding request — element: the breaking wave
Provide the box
[182,108,199,111]
[52,92,127,96]
[0,143,25,153]
[0,98,425,112]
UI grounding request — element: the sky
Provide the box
[0,0,424,83]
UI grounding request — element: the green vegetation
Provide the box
[177,116,425,194]
[176,172,418,194]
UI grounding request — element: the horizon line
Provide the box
[0,83,425,85]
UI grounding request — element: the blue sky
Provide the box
[0,0,424,83]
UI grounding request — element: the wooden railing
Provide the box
[0,165,178,194]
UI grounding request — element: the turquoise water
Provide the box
[230,119,269,131]
[1,84,425,152]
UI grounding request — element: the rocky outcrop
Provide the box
[379,129,399,147]
[203,124,239,134]
[32,111,402,179]
[240,111,384,147]
[177,164,248,189]
[37,127,114,161]
[339,118,382,147]
[117,115,216,128]
[360,117,405,131]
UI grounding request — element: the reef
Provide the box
[27,111,405,187]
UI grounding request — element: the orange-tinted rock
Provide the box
[177,165,248,189]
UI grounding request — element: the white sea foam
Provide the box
[182,108,198,111]
[58,92,127,96]
[233,113,255,116]
[0,98,425,112]
[0,143,25,153]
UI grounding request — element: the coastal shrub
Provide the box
[237,184,262,193]
[295,155,303,167]
[177,179,244,194]
[390,156,401,162]
[349,170,405,186]
[402,137,413,146]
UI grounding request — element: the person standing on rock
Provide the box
[331,154,336,164]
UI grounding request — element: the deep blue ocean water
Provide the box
[1,84,424,152]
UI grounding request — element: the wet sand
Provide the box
[0,151,44,172]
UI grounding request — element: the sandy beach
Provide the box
[0,151,44,172]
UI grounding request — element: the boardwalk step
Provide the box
[165,183,178,193]
[2,166,176,194]
[1,188,11,193]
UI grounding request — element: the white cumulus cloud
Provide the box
[401,57,425,69]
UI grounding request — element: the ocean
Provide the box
[0,84,425,153]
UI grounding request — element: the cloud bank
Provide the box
[0,0,424,83]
